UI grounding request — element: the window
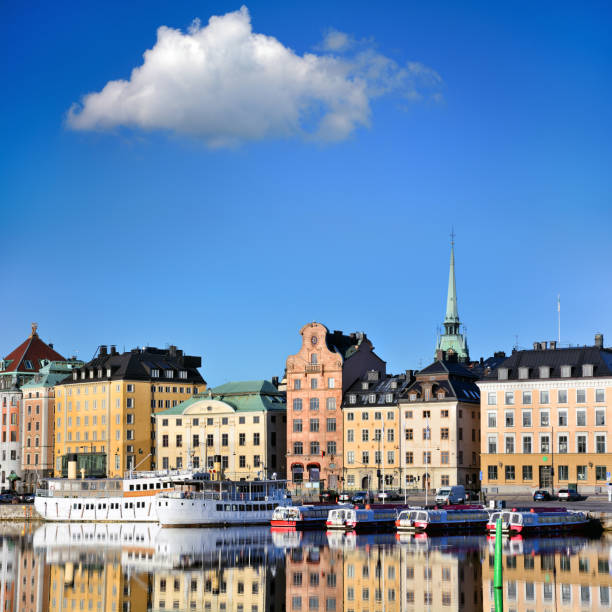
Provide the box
[362,429,369,442]
[522,410,532,427]
[162,435,169,448]
[326,397,336,410]
[577,435,587,453]
[577,410,586,426]
[505,411,514,427]
[310,419,319,432]
[346,412,354,421]
[522,435,532,454]
[558,435,568,453]
[369,394,377,404]
[582,364,594,377]
[505,435,514,453]
[596,389,605,403]
[423,427,431,441]
[558,465,568,480]
[596,434,606,453]
[346,429,354,442]
[309,398,319,411]
[310,441,320,455]
[328,378,335,389]
[405,451,413,464]
[561,366,571,378]
[558,410,568,426]
[253,433,260,445]
[577,465,587,480]
[488,435,497,453]
[505,465,515,480]
[498,368,508,380]
[222,433,228,447]
[440,451,449,464]
[540,434,550,453]
[293,419,303,433]
[326,418,336,432]
[239,433,245,446]
[294,379,301,390]
[596,409,606,425]
[311,378,318,390]
[522,391,532,404]
[362,451,369,464]
[387,451,394,464]
[488,392,497,405]
[522,465,533,480]
[505,392,514,405]
[558,389,568,403]
[540,390,549,404]
[293,442,303,455]
[518,367,529,380]
[206,434,214,447]
[488,465,498,480]
[405,428,413,440]
[540,410,550,426]
[487,411,497,428]
[423,451,431,464]
[596,466,607,480]
[440,428,449,440]
[440,409,448,417]
[347,451,354,464]
[349,395,356,404]
[293,399,302,411]
[576,389,586,403]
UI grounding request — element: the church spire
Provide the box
[435,230,469,362]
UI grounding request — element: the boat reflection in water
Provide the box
[1,524,612,611]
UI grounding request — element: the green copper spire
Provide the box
[445,233,459,326]
[435,231,470,362]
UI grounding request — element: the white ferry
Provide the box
[34,470,193,522]
[486,507,590,535]
[155,478,290,526]
[396,506,489,533]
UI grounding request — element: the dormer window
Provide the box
[106,368,111,378]
[518,367,529,380]
[179,370,187,379]
[97,369,103,378]
[498,368,508,380]
[437,391,445,399]
[561,365,571,378]
[349,395,356,404]
[410,393,417,401]
[385,393,393,403]
[582,364,594,377]
[539,366,550,379]
[80,371,86,380]
[89,370,94,379]
[390,381,397,390]
[151,369,160,378]
[165,370,174,379]
[361,382,369,390]
[73,372,78,381]
[24,360,33,370]
[369,394,376,404]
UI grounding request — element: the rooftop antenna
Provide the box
[513,334,519,351]
[557,294,561,345]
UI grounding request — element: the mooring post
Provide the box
[494,517,503,612]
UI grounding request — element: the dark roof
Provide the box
[481,346,612,381]
[325,330,371,361]
[342,373,413,407]
[400,359,481,404]
[2,331,65,374]
[59,346,205,385]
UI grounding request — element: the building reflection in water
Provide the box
[0,523,611,611]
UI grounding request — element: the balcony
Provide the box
[305,364,321,374]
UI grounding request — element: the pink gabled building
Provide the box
[285,322,385,493]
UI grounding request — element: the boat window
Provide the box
[129,485,134,491]
[246,505,252,511]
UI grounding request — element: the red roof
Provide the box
[2,328,65,373]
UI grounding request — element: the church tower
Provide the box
[435,234,470,362]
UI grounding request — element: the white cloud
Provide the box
[67,6,442,146]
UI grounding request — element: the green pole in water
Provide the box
[493,517,503,612]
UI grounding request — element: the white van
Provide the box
[435,485,465,505]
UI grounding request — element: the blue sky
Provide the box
[2,1,611,385]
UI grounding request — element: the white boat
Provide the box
[34,470,193,522]
[155,478,290,526]
[325,506,400,532]
[271,504,346,529]
[486,507,590,535]
[396,506,489,533]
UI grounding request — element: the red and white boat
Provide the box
[326,505,402,532]
[396,505,489,533]
[486,507,589,535]
[270,504,344,530]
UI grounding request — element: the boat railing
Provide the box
[123,468,194,480]
[156,490,281,502]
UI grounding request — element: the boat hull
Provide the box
[34,495,158,522]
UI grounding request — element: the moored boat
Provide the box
[326,505,401,532]
[34,469,193,522]
[486,507,590,535]
[270,504,346,529]
[155,478,290,526]
[396,505,489,533]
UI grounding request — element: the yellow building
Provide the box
[342,371,411,492]
[478,337,612,494]
[155,380,286,479]
[54,345,204,477]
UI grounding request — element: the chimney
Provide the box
[49,343,53,349]
[533,342,539,351]
[168,345,177,356]
[595,333,604,349]
[540,342,547,351]
[99,345,107,356]
[479,357,484,365]
[405,369,414,380]
[549,340,557,350]
[436,349,445,361]
[271,376,279,388]
[110,345,117,356]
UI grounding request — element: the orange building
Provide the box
[285,322,385,492]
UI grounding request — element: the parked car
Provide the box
[351,491,367,504]
[0,494,14,504]
[319,490,338,503]
[376,491,390,501]
[533,489,553,501]
[338,492,351,503]
[557,489,581,501]
[18,494,34,504]
[435,485,466,505]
